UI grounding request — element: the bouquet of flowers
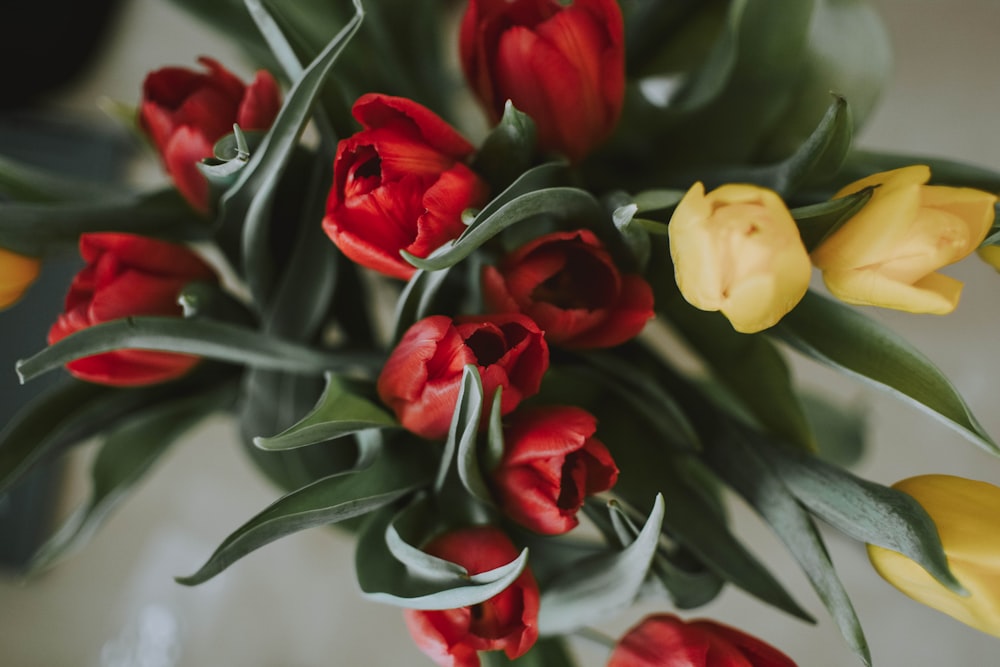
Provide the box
[3,1,1000,665]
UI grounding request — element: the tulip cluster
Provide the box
[668,165,997,333]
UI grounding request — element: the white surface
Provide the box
[3,1,1000,665]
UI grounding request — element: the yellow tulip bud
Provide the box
[867,474,1000,638]
[978,245,1000,273]
[667,182,811,333]
[0,246,40,310]
[812,165,997,314]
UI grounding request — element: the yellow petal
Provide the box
[0,247,40,310]
[867,475,1000,638]
[821,268,961,314]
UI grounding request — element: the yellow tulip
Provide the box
[0,247,40,310]
[978,245,1000,273]
[667,182,811,333]
[812,165,996,314]
[867,474,1000,638]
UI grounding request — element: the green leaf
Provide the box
[16,316,377,384]
[801,392,866,467]
[355,503,529,610]
[177,438,432,585]
[178,281,256,325]
[28,383,236,573]
[390,266,453,345]
[839,148,1000,193]
[537,494,664,635]
[221,0,363,307]
[791,186,874,252]
[611,203,652,271]
[0,189,209,256]
[403,187,605,271]
[659,288,817,452]
[254,373,396,450]
[630,188,686,215]
[384,495,468,581]
[245,0,306,80]
[0,154,121,203]
[436,365,494,508]
[702,421,871,666]
[472,101,538,192]
[0,367,235,494]
[773,291,998,454]
[756,436,964,595]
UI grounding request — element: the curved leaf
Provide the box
[791,186,874,252]
[28,383,237,573]
[15,316,377,384]
[355,503,529,610]
[757,436,963,594]
[384,496,468,581]
[177,439,433,585]
[390,266,453,345]
[403,187,604,271]
[773,291,997,454]
[538,494,665,635]
[254,373,396,450]
[703,420,871,666]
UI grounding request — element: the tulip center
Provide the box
[465,329,507,366]
[531,245,615,310]
[344,146,382,198]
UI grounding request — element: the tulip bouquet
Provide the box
[4,1,1000,665]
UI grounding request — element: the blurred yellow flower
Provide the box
[812,165,996,314]
[0,247,40,310]
[978,245,1000,272]
[867,474,1000,638]
[668,182,810,333]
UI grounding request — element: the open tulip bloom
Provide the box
[3,1,1000,666]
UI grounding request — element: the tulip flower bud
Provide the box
[403,526,539,667]
[377,314,548,440]
[0,247,40,310]
[323,94,489,280]
[48,233,218,386]
[459,0,625,163]
[812,165,997,314]
[482,229,654,348]
[667,182,811,333]
[608,613,798,667]
[492,406,618,534]
[139,57,282,213]
[867,474,1000,638]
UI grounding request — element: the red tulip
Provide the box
[608,614,798,667]
[459,0,625,162]
[139,56,281,213]
[377,314,548,440]
[48,233,218,386]
[482,229,654,348]
[404,526,539,667]
[323,93,489,280]
[492,406,617,534]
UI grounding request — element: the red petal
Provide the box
[163,126,214,213]
[237,69,282,130]
[353,93,474,159]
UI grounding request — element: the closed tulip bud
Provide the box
[668,182,811,333]
[867,474,1000,638]
[48,233,218,386]
[812,165,997,314]
[139,57,281,213]
[608,613,798,667]
[459,0,625,163]
[0,247,40,310]
[403,526,539,667]
[491,406,618,534]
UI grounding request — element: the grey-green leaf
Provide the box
[538,494,664,635]
[774,290,998,454]
[177,439,433,585]
[254,373,396,450]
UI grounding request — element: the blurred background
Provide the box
[1,0,999,665]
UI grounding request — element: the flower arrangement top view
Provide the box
[3,1,1000,666]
